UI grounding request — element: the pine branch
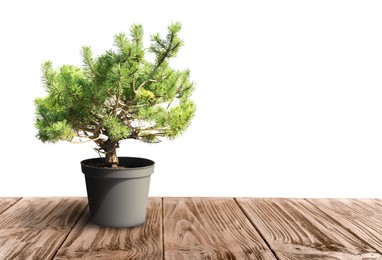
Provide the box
[136,29,179,92]
[81,46,99,79]
[114,64,122,113]
[131,78,136,93]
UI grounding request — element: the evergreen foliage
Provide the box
[34,22,196,167]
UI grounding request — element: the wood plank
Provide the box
[0,197,21,215]
[163,197,276,260]
[0,197,87,260]
[307,198,382,253]
[54,198,162,260]
[237,198,382,260]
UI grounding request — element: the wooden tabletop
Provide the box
[0,198,382,259]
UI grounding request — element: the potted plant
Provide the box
[34,22,195,227]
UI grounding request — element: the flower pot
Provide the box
[81,157,154,227]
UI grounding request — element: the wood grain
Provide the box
[54,198,162,260]
[0,197,21,215]
[236,198,382,260]
[307,198,382,253]
[1,197,381,259]
[0,197,86,260]
[163,197,276,260]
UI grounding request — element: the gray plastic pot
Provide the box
[81,157,154,228]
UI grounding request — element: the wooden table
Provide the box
[0,198,382,259]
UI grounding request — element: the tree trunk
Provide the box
[103,142,119,168]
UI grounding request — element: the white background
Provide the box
[1,0,382,197]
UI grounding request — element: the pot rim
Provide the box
[81,157,155,179]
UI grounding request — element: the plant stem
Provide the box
[103,141,119,168]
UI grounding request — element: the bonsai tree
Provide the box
[34,22,195,168]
